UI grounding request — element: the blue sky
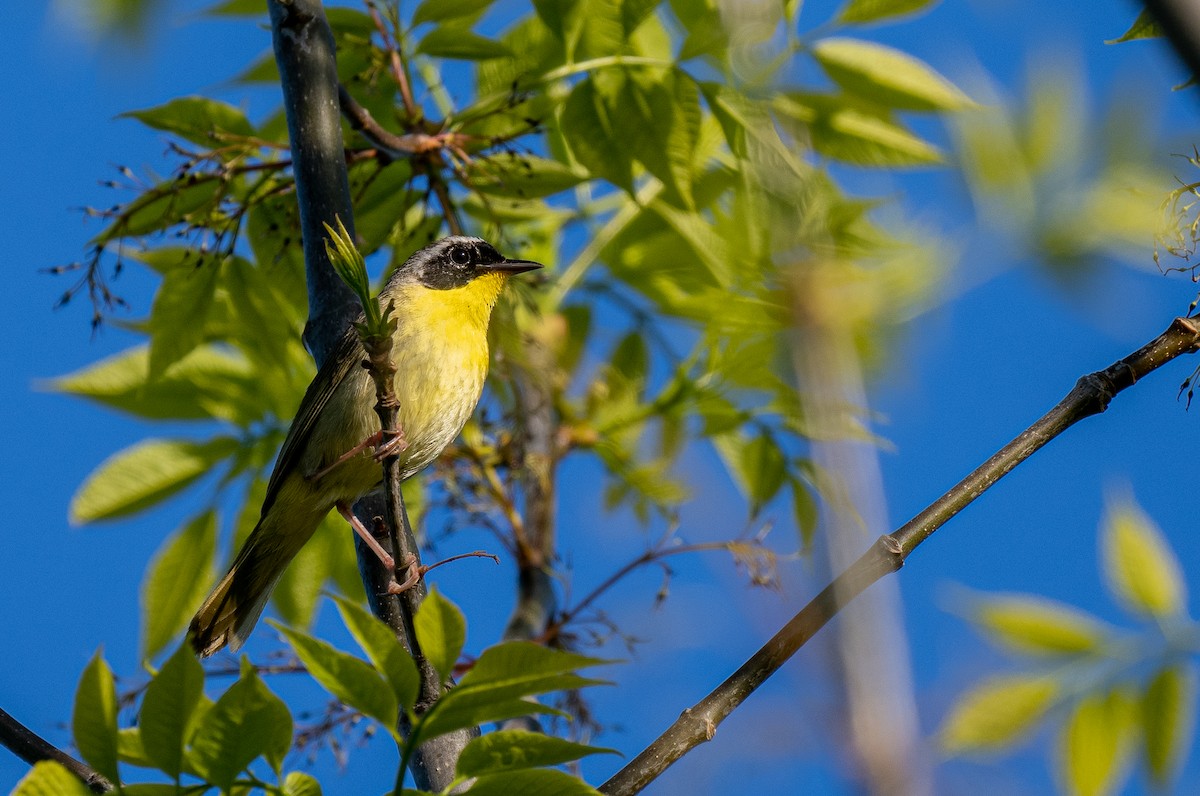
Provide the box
[4,1,1200,794]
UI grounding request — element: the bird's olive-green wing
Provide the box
[260,326,362,516]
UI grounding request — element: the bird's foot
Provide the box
[309,431,385,482]
[386,553,422,594]
[372,427,408,461]
[337,501,396,571]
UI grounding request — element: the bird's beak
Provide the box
[484,258,543,275]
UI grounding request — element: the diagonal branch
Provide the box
[599,315,1200,795]
[0,707,113,793]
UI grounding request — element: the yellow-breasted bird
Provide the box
[189,236,541,657]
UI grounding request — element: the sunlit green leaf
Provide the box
[810,38,974,111]
[72,650,120,784]
[70,436,239,523]
[561,77,634,193]
[95,177,226,244]
[141,511,218,661]
[941,675,1058,752]
[145,253,224,378]
[457,730,619,777]
[775,93,944,166]
[10,762,92,796]
[332,594,420,710]
[188,664,292,787]
[116,728,155,768]
[1143,663,1196,786]
[139,641,206,777]
[467,155,587,199]
[282,771,323,796]
[121,96,254,146]
[971,595,1108,656]
[417,26,512,60]
[839,0,934,24]
[415,589,468,685]
[274,623,398,729]
[1060,688,1137,796]
[1101,496,1186,617]
[461,768,603,795]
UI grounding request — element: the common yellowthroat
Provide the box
[189,236,541,656]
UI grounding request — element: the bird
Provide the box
[189,235,541,657]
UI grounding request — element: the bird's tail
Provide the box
[189,497,323,657]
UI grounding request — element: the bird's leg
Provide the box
[386,553,422,594]
[336,501,395,571]
[308,426,408,482]
[372,426,408,462]
[309,431,384,482]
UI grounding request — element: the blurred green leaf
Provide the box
[810,38,974,111]
[116,728,155,768]
[48,344,259,424]
[713,430,787,517]
[467,155,587,199]
[141,511,218,661]
[1101,496,1186,617]
[534,0,624,61]
[10,762,92,796]
[274,623,398,730]
[461,768,603,795]
[457,730,619,777]
[775,93,944,167]
[413,0,495,26]
[1060,688,1137,796]
[417,26,512,60]
[140,642,206,777]
[121,96,254,146]
[1106,10,1160,44]
[561,77,635,193]
[941,675,1058,752]
[332,594,420,710]
[188,664,292,787]
[839,0,934,24]
[415,589,468,685]
[1143,663,1196,786]
[72,650,120,784]
[971,595,1108,656]
[282,771,324,796]
[70,436,238,523]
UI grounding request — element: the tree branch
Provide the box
[0,707,113,793]
[599,315,1200,795]
[268,1,468,789]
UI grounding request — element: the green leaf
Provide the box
[140,642,206,777]
[467,155,587,199]
[323,217,372,311]
[713,430,787,517]
[839,0,934,24]
[420,642,607,740]
[1060,688,1137,796]
[457,730,619,777]
[72,650,120,784]
[331,594,420,710]
[187,666,293,789]
[413,0,495,26]
[1101,496,1186,617]
[618,69,701,207]
[461,768,603,795]
[95,176,226,244]
[1143,663,1196,786]
[810,38,974,111]
[416,26,512,60]
[116,727,155,768]
[223,255,302,372]
[940,675,1058,752]
[1106,9,1161,44]
[789,476,819,548]
[124,786,189,796]
[146,253,225,377]
[274,623,399,729]
[534,0,624,61]
[141,511,218,660]
[282,771,324,796]
[48,344,259,423]
[971,595,1108,656]
[121,96,254,146]
[10,762,93,796]
[415,589,467,685]
[561,77,634,193]
[70,436,239,523]
[774,93,944,167]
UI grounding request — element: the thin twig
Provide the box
[0,708,114,793]
[599,315,1200,795]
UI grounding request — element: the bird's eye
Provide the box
[449,246,472,266]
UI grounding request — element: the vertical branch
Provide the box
[268,1,469,789]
